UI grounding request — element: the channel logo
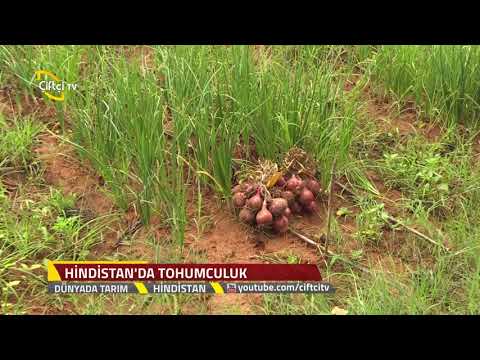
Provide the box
[32,70,78,102]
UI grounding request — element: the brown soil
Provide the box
[35,134,166,260]
[365,170,404,217]
[1,170,26,196]
[34,133,114,216]
[367,251,407,274]
[358,82,444,143]
[424,124,443,142]
[184,175,417,313]
[362,87,417,137]
[188,203,324,265]
[208,293,262,315]
[0,86,57,123]
[183,191,330,314]
[340,76,437,272]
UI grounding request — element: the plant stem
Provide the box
[325,156,337,255]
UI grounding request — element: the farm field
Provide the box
[1,45,479,315]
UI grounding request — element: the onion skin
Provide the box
[243,184,257,199]
[297,179,305,189]
[276,177,286,187]
[234,182,254,194]
[283,207,292,218]
[290,201,302,214]
[306,179,321,196]
[299,188,315,206]
[256,201,273,226]
[233,192,246,208]
[281,190,295,206]
[303,201,318,213]
[293,182,305,196]
[273,215,289,233]
[244,183,254,193]
[246,189,263,211]
[269,198,288,217]
[239,207,256,224]
[286,174,302,192]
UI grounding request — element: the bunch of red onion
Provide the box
[231,173,321,234]
[277,173,321,215]
[232,183,291,233]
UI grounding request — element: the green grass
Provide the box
[365,45,480,128]
[0,181,115,314]
[67,45,357,238]
[70,47,188,243]
[0,45,84,117]
[0,114,43,169]
[354,194,389,245]
[0,116,115,314]
[378,131,480,217]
